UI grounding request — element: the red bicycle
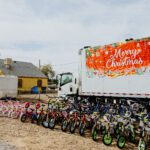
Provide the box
[69,110,80,133]
[20,102,35,122]
[48,106,62,129]
[61,109,70,132]
[31,103,45,125]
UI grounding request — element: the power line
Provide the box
[52,61,78,67]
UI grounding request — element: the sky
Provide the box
[0,0,149,74]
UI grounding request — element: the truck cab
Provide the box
[57,72,78,97]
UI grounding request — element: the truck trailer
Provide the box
[0,75,18,99]
[58,37,150,104]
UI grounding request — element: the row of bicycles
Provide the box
[0,96,150,150]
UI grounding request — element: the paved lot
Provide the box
[0,141,17,150]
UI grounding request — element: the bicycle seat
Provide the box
[25,102,30,108]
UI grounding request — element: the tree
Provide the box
[40,64,55,79]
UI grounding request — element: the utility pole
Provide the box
[39,59,41,69]
[39,59,41,101]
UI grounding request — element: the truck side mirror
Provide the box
[59,87,61,91]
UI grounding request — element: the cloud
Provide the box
[0,0,149,73]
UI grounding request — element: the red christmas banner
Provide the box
[86,38,150,78]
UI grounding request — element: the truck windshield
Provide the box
[60,73,73,86]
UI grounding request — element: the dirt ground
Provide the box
[17,93,57,104]
[0,140,17,150]
[0,118,139,150]
[0,94,139,150]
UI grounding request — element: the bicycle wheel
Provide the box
[117,135,126,149]
[49,118,56,129]
[42,114,49,128]
[20,114,27,122]
[138,139,146,150]
[69,120,76,133]
[101,126,106,135]
[42,121,49,128]
[11,112,18,119]
[129,129,136,143]
[37,114,44,125]
[103,133,113,146]
[31,114,37,123]
[92,128,98,141]
[61,119,68,132]
[115,123,122,138]
[79,123,85,136]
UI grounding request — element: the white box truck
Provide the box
[58,37,150,104]
[0,76,18,98]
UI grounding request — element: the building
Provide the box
[0,58,48,93]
